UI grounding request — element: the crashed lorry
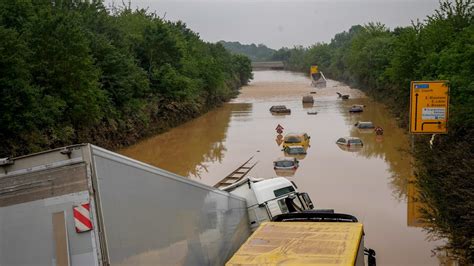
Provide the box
[310,65,327,88]
[0,144,315,265]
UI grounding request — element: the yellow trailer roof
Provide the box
[226,222,363,266]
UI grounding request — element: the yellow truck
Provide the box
[310,65,327,88]
[226,212,376,266]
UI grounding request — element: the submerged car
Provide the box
[270,105,291,114]
[337,92,350,99]
[273,157,299,170]
[283,146,307,159]
[283,133,310,148]
[355,121,375,129]
[302,95,314,103]
[336,137,363,147]
[349,105,364,113]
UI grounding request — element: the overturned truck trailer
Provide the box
[0,144,250,266]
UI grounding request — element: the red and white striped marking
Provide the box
[73,203,93,233]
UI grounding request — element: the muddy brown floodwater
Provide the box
[120,70,444,265]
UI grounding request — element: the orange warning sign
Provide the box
[409,81,449,134]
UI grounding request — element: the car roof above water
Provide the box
[274,157,296,162]
[338,136,362,141]
[286,145,305,149]
[285,132,307,137]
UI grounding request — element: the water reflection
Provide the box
[275,134,283,146]
[336,143,363,153]
[270,112,290,117]
[407,179,426,227]
[120,103,252,179]
[274,169,297,177]
[356,128,376,134]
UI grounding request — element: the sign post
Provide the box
[409,81,449,134]
[408,81,448,219]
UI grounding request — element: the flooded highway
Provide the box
[120,70,443,265]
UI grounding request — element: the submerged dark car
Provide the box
[355,121,375,129]
[349,105,364,113]
[283,146,307,159]
[273,157,299,170]
[302,95,314,103]
[270,105,291,114]
[336,137,363,147]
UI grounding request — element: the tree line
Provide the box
[0,0,253,157]
[276,0,473,262]
[219,41,276,61]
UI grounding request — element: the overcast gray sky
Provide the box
[111,0,440,49]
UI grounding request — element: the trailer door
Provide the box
[0,161,100,266]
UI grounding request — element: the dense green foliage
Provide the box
[219,41,276,61]
[0,0,252,157]
[279,0,473,262]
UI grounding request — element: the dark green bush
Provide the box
[0,0,253,156]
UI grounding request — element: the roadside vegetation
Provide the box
[0,0,253,157]
[277,0,473,262]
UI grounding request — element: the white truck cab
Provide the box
[222,177,314,230]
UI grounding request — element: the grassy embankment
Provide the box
[0,0,253,157]
[274,0,473,262]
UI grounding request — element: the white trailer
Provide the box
[0,144,250,266]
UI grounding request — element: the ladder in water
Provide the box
[214,157,257,189]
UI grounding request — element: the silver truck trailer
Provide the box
[0,144,250,266]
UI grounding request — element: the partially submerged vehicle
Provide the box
[273,157,299,170]
[336,136,363,153]
[283,145,307,159]
[227,212,376,266]
[310,65,327,88]
[269,105,291,114]
[0,144,251,265]
[349,105,364,113]
[337,92,350,99]
[222,177,314,231]
[302,95,314,103]
[355,121,375,129]
[307,111,318,115]
[283,133,310,148]
[1,145,316,264]
[336,136,364,147]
